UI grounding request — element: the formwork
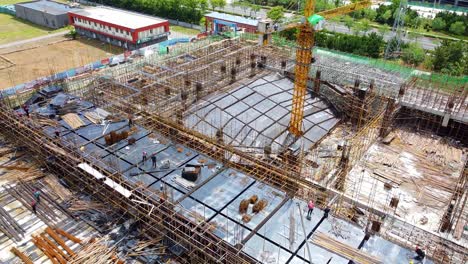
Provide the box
[0,35,467,263]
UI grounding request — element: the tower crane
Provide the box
[258,0,372,137]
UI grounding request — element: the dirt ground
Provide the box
[0,35,123,90]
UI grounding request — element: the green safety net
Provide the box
[307,14,324,26]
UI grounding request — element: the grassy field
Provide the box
[0,0,70,45]
[170,25,201,36]
[0,13,67,45]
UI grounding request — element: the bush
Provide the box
[315,31,384,58]
[449,21,466,36]
[401,44,425,66]
[431,17,446,31]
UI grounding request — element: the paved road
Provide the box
[214,3,295,19]
[217,3,440,50]
[324,22,440,50]
[0,31,68,50]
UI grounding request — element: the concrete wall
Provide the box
[14,5,69,29]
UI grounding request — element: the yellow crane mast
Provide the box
[288,0,372,136]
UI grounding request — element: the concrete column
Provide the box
[314,70,321,94]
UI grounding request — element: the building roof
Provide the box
[205,12,258,27]
[69,6,167,30]
[15,0,78,15]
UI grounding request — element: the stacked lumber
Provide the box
[68,237,124,264]
[127,237,166,257]
[67,198,110,213]
[83,112,101,124]
[31,227,80,264]
[61,113,85,130]
[0,166,44,183]
[36,118,59,127]
[43,174,73,201]
[0,205,25,241]
[310,232,382,264]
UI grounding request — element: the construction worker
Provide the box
[54,129,60,138]
[307,200,314,219]
[142,151,148,165]
[414,246,425,261]
[128,114,134,127]
[33,189,41,203]
[22,104,29,118]
[151,154,157,168]
[323,207,331,218]
[31,200,37,214]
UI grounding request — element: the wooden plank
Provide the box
[45,227,76,257]
[55,228,82,244]
[10,247,33,264]
[32,236,60,264]
[40,233,69,262]
[453,219,466,240]
[310,232,382,264]
[61,113,85,130]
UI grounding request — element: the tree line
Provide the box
[280,28,384,58]
[87,0,222,24]
[279,28,467,76]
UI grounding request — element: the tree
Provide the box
[343,15,354,31]
[365,32,384,58]
[68,26,77,40]
[363,9,377,21]
[401,43,425,66]
[210,0,226,10]
[267,6,285,22]
[251,4,260,17]
[360,19,371,34]
[449,21,466,36]
[382,10,392,22]
[431,17,446,31]
[432,41,467,75]
[200,17,206,29]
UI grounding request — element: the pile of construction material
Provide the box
[239,195,268,223]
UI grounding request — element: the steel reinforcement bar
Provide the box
[0,104,257,264]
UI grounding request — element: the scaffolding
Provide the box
[1,36,467,263]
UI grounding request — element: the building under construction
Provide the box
[0,35,466,263]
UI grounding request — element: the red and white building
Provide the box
[68,6,170,50]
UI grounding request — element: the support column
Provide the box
[379,98,396,138]
[313,70,321,94]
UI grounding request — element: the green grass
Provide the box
[0,13,67,45]
[170,25,200,35]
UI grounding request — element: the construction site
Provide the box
[0,32,465,263]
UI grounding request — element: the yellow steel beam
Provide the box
[288,0,372,136]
